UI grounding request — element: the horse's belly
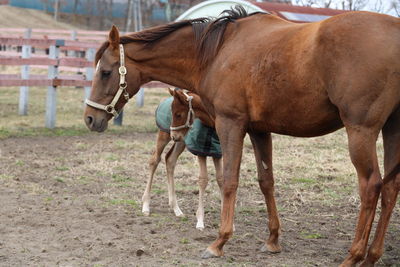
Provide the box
[249,100,343,137]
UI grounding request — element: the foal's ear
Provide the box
[109,25,120,50]
[168,87,175,96]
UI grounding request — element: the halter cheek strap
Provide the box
[85,44,130,117]
[170,91,195,131]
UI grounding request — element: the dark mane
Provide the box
[95,17,210,65]
[197,5,266,68]
[94,5,266,66]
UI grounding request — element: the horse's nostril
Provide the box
[86,115,94,127]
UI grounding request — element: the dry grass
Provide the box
[0,5,76,29]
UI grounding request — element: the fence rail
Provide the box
[0,29,169,128]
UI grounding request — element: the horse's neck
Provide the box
[126,27,200,92]
[196,111,215,128]
[193,100,215,128]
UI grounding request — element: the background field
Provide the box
[1,82,400,266]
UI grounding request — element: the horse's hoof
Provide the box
[173,208,184,217]
[142,210,150,216]
[201,248,220,259]
[359,261,375,267]
[260,243,282,254]
[196,222,205,230]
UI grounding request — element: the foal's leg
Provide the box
[249,132,281,253]
[212,157,224,207]
[202,118,246,258]
[142,130,170,216]
[340,126,382,266]
[196,156,208,230]
[165,140,186,217]
[361,111,400,266]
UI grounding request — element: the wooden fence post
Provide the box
[18,28,31,115]
[84,47,95,103]
[45,41,62,129]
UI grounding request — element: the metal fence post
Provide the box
[135,0,144,108]
[84,47,95,104]
[45,41,62,129]
[113,110,123,126]
[19,28,31,115]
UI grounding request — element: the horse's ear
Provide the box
[109,25,120,50]
[168,88,175,96]
[175,90,187,103]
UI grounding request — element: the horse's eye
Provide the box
[101,70,112,79]
[175,113,182,119]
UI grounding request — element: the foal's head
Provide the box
[84,26,143,132]
[170,89,196,142]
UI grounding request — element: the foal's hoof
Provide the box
[260,243,282,254]
[201,248,221,259]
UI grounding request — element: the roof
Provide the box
[176,0,349,23]
[251,1,348,23]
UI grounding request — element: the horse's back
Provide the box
[205,12,400,136]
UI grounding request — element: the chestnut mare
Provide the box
[84,6,400,266]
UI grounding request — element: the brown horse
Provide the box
[84,6,400,266]
[143,88,223,230]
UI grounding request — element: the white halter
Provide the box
[170,91,195,131]
[86,44,129,117]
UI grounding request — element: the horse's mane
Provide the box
[198,5,265,67]
[95,5,266,66]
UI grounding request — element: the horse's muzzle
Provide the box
[85,115,108,132]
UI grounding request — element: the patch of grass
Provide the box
[152,187,166,195]
[111,174,131,183]
[55,177,65,183]
[300,231,324,239]
[0,174,14,180]
[292,177,316,184]
[105,154,119,161]
[108,199,138,208]
[179,238,189,244]
[55,166,69,171]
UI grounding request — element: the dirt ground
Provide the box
[1,132,400,267]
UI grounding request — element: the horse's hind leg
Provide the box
[165,140,186,217]
[341,126,382,266]
[249,132,281,253]
[361,110,400,266]
[142,130,171,216]
[196,155,208,230]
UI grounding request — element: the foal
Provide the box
[142,89,223,230]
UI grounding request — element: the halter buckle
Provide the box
[105,105,115,114]
[119,66,127,75]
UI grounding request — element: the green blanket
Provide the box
[155,97,222,158]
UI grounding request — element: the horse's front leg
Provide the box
[249,131,281,253]
[202,117,246,258]
[142,130,170,216]
[165,141,186,217]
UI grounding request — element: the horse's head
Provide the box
[84,26,142,132]
[169,88,195,142]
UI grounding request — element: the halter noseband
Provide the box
[170,91,195,131]
[85,44,129,117]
